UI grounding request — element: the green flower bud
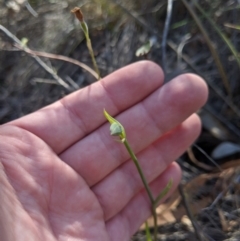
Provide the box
[104,109,126,140]
[110,122,123,136]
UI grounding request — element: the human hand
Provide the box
[0,61,208,241]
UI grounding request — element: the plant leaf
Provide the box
[154,179,173,207]
[136,41,151,57]
[145,221,153,241]
[21,37,28,46]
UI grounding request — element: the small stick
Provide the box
[178,184,205,241]
[14,44,98,79]
[162,0,174,73]
[0,24,70,89]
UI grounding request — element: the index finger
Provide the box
[8,61,164,154]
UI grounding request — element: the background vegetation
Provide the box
[1,0,240,240]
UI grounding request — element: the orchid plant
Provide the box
[72,6,173,241]
[104,110,172,241]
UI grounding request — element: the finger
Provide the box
[106,163,181,241]
[9,61,164,154]
[92,114,200,221]
[60,73,208,185]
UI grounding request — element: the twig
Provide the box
[193,144,222,172]
[162,0,174,73]
[204,192,223,210]
[32,78,59,85]
[187,148,214,171]
[178,183,205,241]
[177,33,191,66]
[65,76,80,90]
[181,0,232,98]
[0,24,70,89]
[25,1,38,17]
[193,0,240,71]
[139,2,165,15]
[110,0,158,35]
[204,104,240,139]
[167,40,240,120]
[170,40,240,134]
[14,44,98,79]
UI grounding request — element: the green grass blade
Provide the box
[193,1,240,70]
[181,0,232,98]
[224,23,240,31]
[154,179,172,207]
[145,221,153,241]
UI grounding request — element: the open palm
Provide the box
[0,61,208,241]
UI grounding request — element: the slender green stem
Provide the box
[152,206,158,241]
[85,34,101,80]
[154,179,173,208]
[145,221,153,241]
[71,7,101,79]
[123,139,154,203]
[104,110,173,241]
[123,139,158,241]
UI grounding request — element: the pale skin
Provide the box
[0,61,208,241]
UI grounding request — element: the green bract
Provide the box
[103,109,126,140]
